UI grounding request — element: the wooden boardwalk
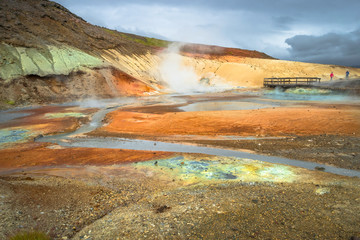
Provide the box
[264,77,321,88]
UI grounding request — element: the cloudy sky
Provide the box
[54,0,360,67]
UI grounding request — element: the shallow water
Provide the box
[0,128,29,144]
[0,112,31,123]
[37,136,360,178]
[263,88,360,102]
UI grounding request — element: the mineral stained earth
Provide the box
[1,0,360,239]
[1,90,360,240]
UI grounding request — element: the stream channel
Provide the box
[36,95,360,178]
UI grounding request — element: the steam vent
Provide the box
[1,0,360,239]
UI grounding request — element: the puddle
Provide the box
[0,128,29,145]
[180,101,275,112]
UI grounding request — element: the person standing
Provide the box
[346,70,350,79]
[330,72,334,80]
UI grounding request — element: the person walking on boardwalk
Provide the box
[346,70,350,79]
[330,72,334,80]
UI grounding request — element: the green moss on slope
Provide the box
[0,43,104,80]
[102,28,170,48]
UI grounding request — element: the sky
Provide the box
[53,0,360,67]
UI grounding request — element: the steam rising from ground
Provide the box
[159,43,232,93]
[264,87,360,102]
[74,97,136,108]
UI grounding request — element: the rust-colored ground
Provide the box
[0,105,174,171]
[0,106,96,136]
[1,100,360,240]
[110,68,156,96]
[94,105,360,138]
[0,142,173,170]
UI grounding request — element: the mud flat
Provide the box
[1,90,360,239]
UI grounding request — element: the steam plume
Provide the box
[159,43,200,93]
[159,42,233,93]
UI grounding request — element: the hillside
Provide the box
[1,0,360,109]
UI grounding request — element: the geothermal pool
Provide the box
[2,88,360,180]
[29,89,360,178]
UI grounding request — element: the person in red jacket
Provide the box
[330,72,334,80]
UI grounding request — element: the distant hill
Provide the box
[0,0,272,59]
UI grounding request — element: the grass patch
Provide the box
[120,33,170,47]
[9,231,50,240]
[103,28,118,36]
[102,28,170,47]
[5,100,15,105]
[136,37,170,48]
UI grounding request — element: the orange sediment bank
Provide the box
[0,142,174,170]
[94,106,360,138]
[109,68,156,96]
[0,106,98,140]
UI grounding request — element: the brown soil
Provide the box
[1,170,360,240]
[0,67,157,110]
[74,180,360,240]
[0,171,175,239]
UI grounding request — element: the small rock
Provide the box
[314,166,325,171]
[156,205,171,213]
[315,188,330,195]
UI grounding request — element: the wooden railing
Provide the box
[264,77,321,87]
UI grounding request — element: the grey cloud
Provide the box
[272,16,296,31]
[55,0,360,21]
[286,29,360,66]
[53,0,360,65]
